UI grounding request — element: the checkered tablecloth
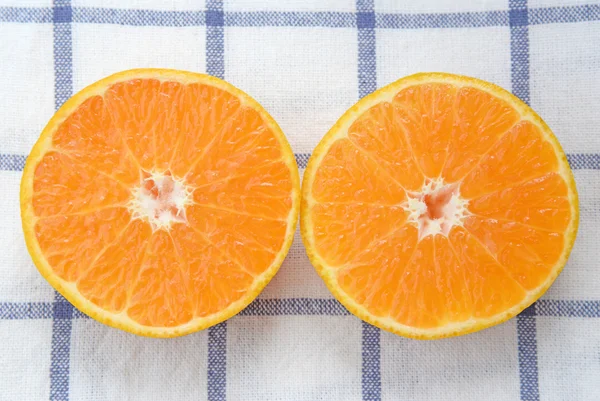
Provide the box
[1,0,599,400]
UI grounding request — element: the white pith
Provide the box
[128,171,194,231]
[402,178,469,240]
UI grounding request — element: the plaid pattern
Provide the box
[0,0,599,400]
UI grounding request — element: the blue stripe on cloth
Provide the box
[510,2,540,399]
[208,322,227,401]
[567,154,600,170]
[50,292,73,401]
[517,306,540,401]
[0,302,53,319]
[298,152,599,170]
[357,0,377,98]
[529,4,600,25]
[3,153,599,172]
[357,28,376,97]
[70,309,88,319]
[377,10,509,29]
[206,2,226,400]
[206,0,224,79]
[0,6,53,23]
[225,11,356,27]
[536,300,600,317]
[362,322,381,401]
[1,4,600,27]
[3,299,600,320]
[53,2,72,110]
[50,2,74,401]
[294,153,310,169]
[72,7,205,26]
[510,0,530,105]
[238,298,350,315]
[356,2,381,400]
[0,154,26,171]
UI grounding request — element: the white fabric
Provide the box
[0,1,599,400]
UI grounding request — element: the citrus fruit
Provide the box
[21,69,300,337]
[301,73,578,339]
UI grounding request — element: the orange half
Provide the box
[301,73,578,339]
[21,69,300,337]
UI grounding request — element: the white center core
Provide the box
[129,171,193,231]
[403,179,469,240]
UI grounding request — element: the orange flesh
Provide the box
[31,78,294,328]
[310,83,571,329]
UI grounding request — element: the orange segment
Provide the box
[311,138,406,204]
[464,216,564,289]
[104,79,162,170]
[311,203,407,267]
[442,86,520,182]
[337,225,418,318]
[449,227,527,318]
[390,236,444,328]
[432,235,473,322]
[388,235,476,327]
[190,160,293,220]
[52,95,139,185]
[185,156,291,222]
[21,69,300,337]
[34,207,130,282]
[348,102,424,190]
[32,152,131,217]
[77,220,151,313]
[185,106,282,183]
[461,121,559,199]
[169,84,242,178]
[171,225,255,317]
[127,230,194,327]
[154,81,185,172]
[469,173,571,232]
[301,73,578,339]
[186,204,286,276]
[392,83,457,178]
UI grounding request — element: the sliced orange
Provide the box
[21,69,300,337]
[301,73,578,339]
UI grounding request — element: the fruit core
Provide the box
[403,180,469,240]
[129,170,192,231]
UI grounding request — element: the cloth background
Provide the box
[0,0,599,400]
